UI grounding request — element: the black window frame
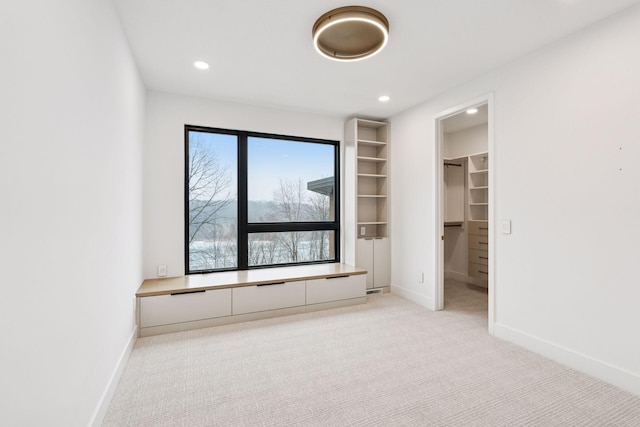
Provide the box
[185,124,341,273]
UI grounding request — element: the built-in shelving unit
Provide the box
[467,152,489,287]
[353,120,388,239]
[345,118,391,291]
[468,153,489,221]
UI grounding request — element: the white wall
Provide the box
[0,1,145,425]
[444,124,488,159]
[144,92,344,278]
[390,5,640,395]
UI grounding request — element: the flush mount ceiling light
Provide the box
[312,6,389,62]
[466,108,478,114]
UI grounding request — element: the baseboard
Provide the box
[90,326,137,426]
[444,270,465,281]
[390,283,435,310]
[494,323,640,397]
[445,270,487,288]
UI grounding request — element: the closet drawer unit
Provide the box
[233,280,305,315]
[468,234,489,250]
[306,275,366,305]
[468,221,489,236]
[468,263,489,279]
[139,288,232,328]
[469,249,489,266]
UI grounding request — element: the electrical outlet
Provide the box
[418,271,424,283]
[157,264,167,277]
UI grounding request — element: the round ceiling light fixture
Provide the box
[312,6,389,62]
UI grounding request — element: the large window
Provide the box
[185,126,340,273]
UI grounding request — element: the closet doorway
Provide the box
[434,96,494,333]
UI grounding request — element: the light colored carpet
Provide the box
[103,280,640,426]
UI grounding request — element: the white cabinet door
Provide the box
[139,288,232,328]
[356,237,389,289]
[373,237,390,287]
[232,280,306,315]
[356,238,374,289]
[306,275,366,304]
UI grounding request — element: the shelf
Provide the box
[469,169,488,174]
[358,173,387,178]
[469,203,488,206]
[357,156,387,162]
[357,221,387,225]
[469,151,489,158]
[358,139,387,147]
[356,118,388,128]
[469,186,488,190]
[358,194,387,198]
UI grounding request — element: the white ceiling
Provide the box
[442,104,488,134]
[113,0,640,119]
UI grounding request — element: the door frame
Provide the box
[433,93,495,334]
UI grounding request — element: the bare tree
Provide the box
[248,232,278,266]
[308,191,330,221]
[188,137,235,268]
[272,178,307,262]
[308,192,330,259]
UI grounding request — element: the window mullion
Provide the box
[247,222,338,233]
[237,133,249,269]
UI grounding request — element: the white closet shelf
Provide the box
[357,194,387,198]
[357,156,387,162]
[357,221,387,225]
[470,169,488,174]
[469,203,488,206]
[357,139,387,146]
[469,186,488,190]
[357,173,387,178]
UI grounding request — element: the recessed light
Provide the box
[378,95,390,102]
[194,61,210,70]
[466,108,478,115]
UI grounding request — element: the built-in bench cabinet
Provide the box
[140,288,232,328]
[136,264,367,337]
[233,280,306,315]
[306,275,367,304]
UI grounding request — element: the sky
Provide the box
[189,131,335,201]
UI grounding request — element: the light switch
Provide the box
[501,220,511,234]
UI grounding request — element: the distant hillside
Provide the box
[189,198,328,225]
[189,199,279,222]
